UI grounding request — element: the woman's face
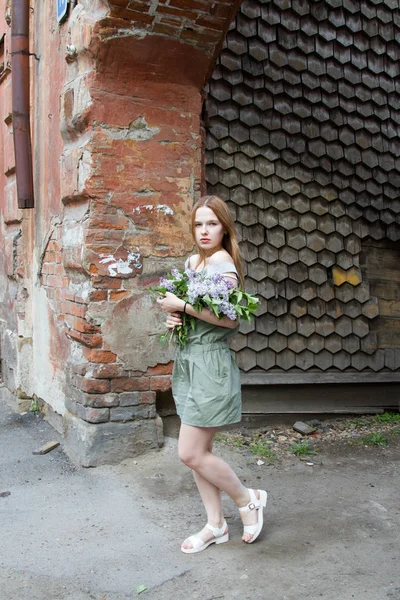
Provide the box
[194,206,225,255]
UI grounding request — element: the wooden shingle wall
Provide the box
[204,0,400,378]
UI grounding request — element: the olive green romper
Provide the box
[171,261,242,428]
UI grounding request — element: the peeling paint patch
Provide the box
[99,251,142,277]
[96,117,160,142]
[134,204,174,215]
[101,27,148,42]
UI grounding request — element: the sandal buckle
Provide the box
[248,502,256,510]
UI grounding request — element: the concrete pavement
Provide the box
[0,399,399,600]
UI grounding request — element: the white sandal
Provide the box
[238,489,268,544]
[180,519,229,554]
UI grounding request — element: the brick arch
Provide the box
[102,0,244,87]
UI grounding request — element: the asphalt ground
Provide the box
[0,399,399,600]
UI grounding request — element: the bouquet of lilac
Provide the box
[152,268,259,346]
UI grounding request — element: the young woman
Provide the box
[157,195,267,554]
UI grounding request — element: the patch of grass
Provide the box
[374,412,400,425]
[290,440,317,456]
[361,432,389,447]
[29,397,41,413]
[214,433,245,448]
[249,442,276,459]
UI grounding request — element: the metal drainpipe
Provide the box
[11,0,34,209]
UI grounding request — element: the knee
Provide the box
[178,447,201,469]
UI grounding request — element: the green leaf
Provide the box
[137,584,148,594]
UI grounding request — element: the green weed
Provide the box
[215,433,245,448]
[374,412,400,425]
[249,442,276,459]
[360,432,389,447]
[29,397,41,413]
[290,440,317,456]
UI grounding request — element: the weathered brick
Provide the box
[70,362,89,376]
[86,290,107,302]
[195,17,226,30]
[88,363,122,378]
[70,316,100,334]
[109,290,131,301]
[83,349,118,363]
[45,251,56,263]
[66,329,103,348]
[158,5,200,19]
[146,362,174,375]
[74,375,111,394]
[153,22,180,36]
[169,0,208,8]
[46,275,59,288]
[119,392,141,406]
[74,293,90,305]
[120,9,154,24]
[150,375,171,391]
[62,290,76,302]
[140,391,157,404]
[77,405,110,423]
[111,377,150,392]
[87,394,120,408]
[69,385,119,407]
[54,264,65,276]
[48,240,62,252]
[110,404,156,422]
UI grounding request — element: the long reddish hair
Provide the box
[191,195,244,288]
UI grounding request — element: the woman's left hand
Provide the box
[157,292,185,313]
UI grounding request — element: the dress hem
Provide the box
[179,416,242,428]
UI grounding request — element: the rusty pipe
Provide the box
[11,0,34,209]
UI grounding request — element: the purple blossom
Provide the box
[159,278,177,292]
[170,268,183,280]
[218,300,237,320]
[186,271,236,309]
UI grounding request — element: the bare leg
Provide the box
[192,435,224,525]
[180,426,227,550]
[179,424,260,544]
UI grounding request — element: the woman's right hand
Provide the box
[166,312,182,329]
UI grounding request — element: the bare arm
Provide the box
[159,292,238,329]
[185,300,238,329]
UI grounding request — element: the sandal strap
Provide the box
[238,489,260,513]
[243,524,258,534]
[185,534,207,550]
[205,519,227,537]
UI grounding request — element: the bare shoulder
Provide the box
[208,249,234,266]
[188,254,200,269]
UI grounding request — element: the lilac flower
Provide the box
[159,278,177,293]
[218,300,237,320]
[151,266,259,346]
[171,268,183,280]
